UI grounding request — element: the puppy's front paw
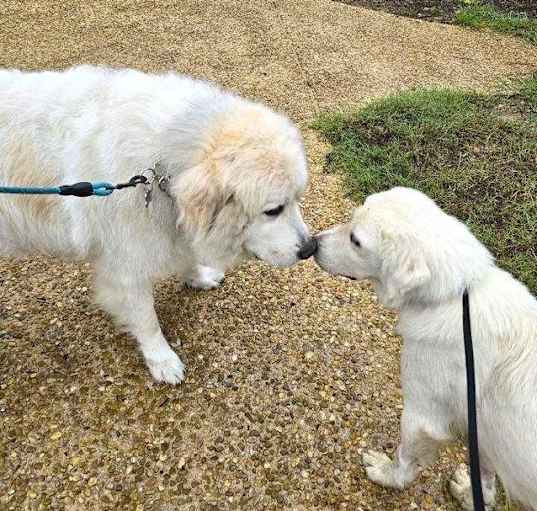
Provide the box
[362,450,403,489]
[145,346,185,385]
[186,265,225,290]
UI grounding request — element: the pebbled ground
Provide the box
[1,1,535,510]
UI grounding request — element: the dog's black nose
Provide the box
[297,237,318,260]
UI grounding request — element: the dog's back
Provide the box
[0,66,224,259]
[0,70,71,256]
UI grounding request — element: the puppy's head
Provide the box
[315,187,493,309]
[167,100,312,271]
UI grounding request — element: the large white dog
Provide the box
[314,187,537,510]
[0,66,316,384]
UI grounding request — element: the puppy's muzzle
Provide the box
[297,237,319,260]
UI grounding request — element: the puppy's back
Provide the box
[477,268,537,510]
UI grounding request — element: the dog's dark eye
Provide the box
[264,205,284,217]
[350,232,361,247]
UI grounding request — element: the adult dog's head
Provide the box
[315,187,493,309]
[163,96,315,271]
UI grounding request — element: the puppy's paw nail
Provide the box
[147,351,185,385]
[362,450,390,468]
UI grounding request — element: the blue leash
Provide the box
[0,182,114,197]
[0,175,147,198]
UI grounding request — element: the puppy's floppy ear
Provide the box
[379,232,431,309]
[169,162,228,236]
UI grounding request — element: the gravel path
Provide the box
[1,2,535,510]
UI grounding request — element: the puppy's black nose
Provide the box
[297,237,318,260]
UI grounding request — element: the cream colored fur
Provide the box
[315,187,537,510]
[0,65,312,383]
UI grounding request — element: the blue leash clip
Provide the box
[58,181,114,197]
[92,182,115,196]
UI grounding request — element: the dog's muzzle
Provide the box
[297,237,319,260]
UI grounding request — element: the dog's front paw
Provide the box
[145,346,185,385]
[449,465,496,510]
[362,450,403,489]
[186,265,225,290]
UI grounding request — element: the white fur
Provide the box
[315,187,537,510]
[185,265,225,290]
[0,65,311,383]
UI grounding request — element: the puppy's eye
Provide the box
[350,232,361,247]
[264,205,285,217]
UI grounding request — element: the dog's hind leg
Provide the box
[94,265,185,384]
[449,461,497,510]
[362,407,449,489]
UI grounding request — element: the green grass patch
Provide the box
[512,73,537,106]
[454,1,537,44]
[313,76,537,293]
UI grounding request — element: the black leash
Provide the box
[462,289,486,511]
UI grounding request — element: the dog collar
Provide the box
[140,162,172,208]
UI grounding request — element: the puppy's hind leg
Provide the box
[450,460,496,510]
[363,408,449,489]
[94,265,185,384]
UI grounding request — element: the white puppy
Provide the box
[315,187,537,510]
[0,66,316,384]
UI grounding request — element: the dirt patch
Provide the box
[1,1,536,510]
[335,0,537,23]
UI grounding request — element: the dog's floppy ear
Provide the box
[169,162,228,236]
[379,232,431,309]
